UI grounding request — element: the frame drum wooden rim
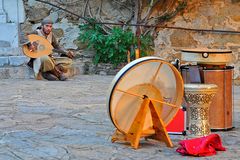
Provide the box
[106,56,184,134]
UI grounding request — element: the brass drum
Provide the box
[184,84,218,137]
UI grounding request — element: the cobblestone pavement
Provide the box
[0,75,239,160]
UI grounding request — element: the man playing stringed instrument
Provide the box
[23,18,74,81]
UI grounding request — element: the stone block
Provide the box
[0,40,11,47]
[9,56,29,66]
[0,67,10,78]
[0,66,33,79]
[8,66,32,79]
[0,23,19,48]
[65,61,86,77]
[0,47,21,56]
[0,56,8,66]
[170,30,198,47]
[28,7,50,23]
[3,0,25,23]
[0,14,7,23]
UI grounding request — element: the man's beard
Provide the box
[43,28,50,35]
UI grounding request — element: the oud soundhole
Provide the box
[38,44,45,51]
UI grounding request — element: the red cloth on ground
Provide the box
[176,134,226,156]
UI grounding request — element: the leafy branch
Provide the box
[78,20,154,66]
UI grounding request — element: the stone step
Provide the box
[0,55,28,66]
[0,47,23,56]
[0,65,32,79]
[0,61,86,79]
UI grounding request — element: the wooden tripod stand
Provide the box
[111,96,173,149]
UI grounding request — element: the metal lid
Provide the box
[184,84,218,92]
[181,48,232,54]
[181,48,233,65]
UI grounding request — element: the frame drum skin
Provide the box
[203,67,233,130]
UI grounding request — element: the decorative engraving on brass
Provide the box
[190,107,208,120]
[190,122,210,136]
[184,88,217,137]
[185,93,216,105]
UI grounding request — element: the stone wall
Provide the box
[155,0,240,80]
[21,0,240,80]
[0,0,28,70]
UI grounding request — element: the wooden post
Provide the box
[127,50,131,63]
[135,48,140,59]
[148,100,173,147]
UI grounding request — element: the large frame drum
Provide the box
[107,56,184,135]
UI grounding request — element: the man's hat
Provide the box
[41,18,53,26]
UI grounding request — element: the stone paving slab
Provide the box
[0,75,239,160]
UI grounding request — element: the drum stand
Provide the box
[111,96,173,149]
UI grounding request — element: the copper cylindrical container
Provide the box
[203,67,233,130]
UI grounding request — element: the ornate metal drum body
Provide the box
[184,84,218,137]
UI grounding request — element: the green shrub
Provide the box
[78,20,154,66]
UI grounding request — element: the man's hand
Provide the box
[28,42,38,52]
[66,51,75,59]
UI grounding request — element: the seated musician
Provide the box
[22,18,74,81]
